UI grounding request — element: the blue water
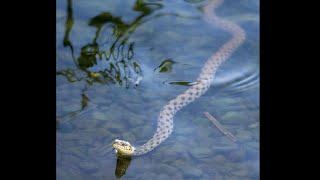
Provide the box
[57,0,259,179]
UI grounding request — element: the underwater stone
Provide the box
[75,120,97,130]
[182,165,203,179]
[221,111,238,119]
[248,122,259,129]
[174,127,194,136]
[208,97,239,107]
[77,136,94,146]
[59,133,80,141]
[247,141,259,149]
[106,122,127,134]
[213,154,227,163]
[157,174,170,180]
[92,111,107,121]
[93,127,114,138]
[232,169,249,177]
[56,9,66,18]
[229,13,259,23]
[139,173,158,180]
[227,149,246,162]
[211,173,224,180]
[221,111,248,125]
[236,130,252,141]
[224,175,243,180]
[78,161,98,173]
[94,97,113,105]
[56,166,82,180]
[189,147,212,159]
[64,104,81,113]
[127,114,145,126]
[132,126,152,139]
[166,143,185,155]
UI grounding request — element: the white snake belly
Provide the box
[128,0,246,156]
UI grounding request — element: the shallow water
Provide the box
[56,0,259,179]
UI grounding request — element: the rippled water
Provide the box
[56,0,259,179]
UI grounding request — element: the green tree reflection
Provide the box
[57,0,162,88]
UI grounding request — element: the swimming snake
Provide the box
[113,0,246,156]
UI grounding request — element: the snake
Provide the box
[113,0,246,156]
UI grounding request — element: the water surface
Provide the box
[57,0,259,179]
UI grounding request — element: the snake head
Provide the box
[113,139,135,156]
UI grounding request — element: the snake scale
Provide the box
[113,0,246,156]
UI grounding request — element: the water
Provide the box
[56,0,259,179]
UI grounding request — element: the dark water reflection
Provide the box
[57,0,259,179]
[57,0,162,88]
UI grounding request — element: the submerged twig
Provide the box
[204,111,236,142]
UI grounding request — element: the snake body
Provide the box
[113,0,246,156]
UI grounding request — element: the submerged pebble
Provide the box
[182,165,203,179]
[221,111,248,125]
[232,168,249,177]
[235,130,252,141]
[213,154,227,164]
[227,149,246,162]
[248,121,259,129]
[188,147,212,159]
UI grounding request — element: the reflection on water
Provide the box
[57,0,259,179]
[154,58,176,73]
[57,0,162,88]
[115,156,132,178]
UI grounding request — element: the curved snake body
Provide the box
[113,0,246,156]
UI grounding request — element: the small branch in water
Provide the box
[204,112,236,142]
